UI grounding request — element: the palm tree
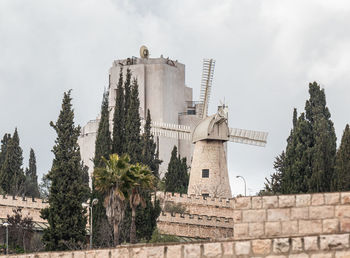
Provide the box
[94,154,132,246]
[128,163,155,244]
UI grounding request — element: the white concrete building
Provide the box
[78,51,201,184]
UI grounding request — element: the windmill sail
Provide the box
[229,128,268,147]
[141,120,191,140]
[198,59,215,119]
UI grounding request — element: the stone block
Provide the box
[167,245,183,258]
[234,223,248,238]
[222,242,234,257]
[252,196,263,209]
[282,220,298,235]
[184,244,201,258]
[203,243,222,258]
[112,247,129,258]
[265,221,281,236]
[289,254,308,258]
[252,239,271,255]
[235,241,251,256]
[263,196,278,208]
[320,234,349,250]
[265,256,287,258]
[340,218,350,232]
[235,197,251,209]
[131,247,147,257]
[299,220,322,234]
[309,206,334,219]
[279,195,295,208]
[84,250,97,258]
[325,192,340,204]
[291,207,309,220]
[311,193,325,205]
[147,246,165,258]
[267,208,290,221]
[242,209,266,222]
[304,236,318,251]
[296,194,311,207]
[341,192,350,204]
[336,205,350,218]
[291,237,303,252]
[249,222,264,237]
[233,210,242,223]
[95,249,112,257]
[273,238,290,253]
[310,253,332,258]
[323,218,339,233]
[336,250,350,258]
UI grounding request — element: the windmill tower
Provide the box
[150,59,268,198]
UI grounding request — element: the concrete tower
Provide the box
[78,48,199,185]
[187,108,232,198]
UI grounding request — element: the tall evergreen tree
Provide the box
[41,91,90,251]
[0,133,11,169]
[332,124,350,191]
[24,148,40,197]
[125,78,142,163]
[262,82,336,194]
[92,90,113,247]
[112,68,125,155]
[0,129,25,195]
[141,109,162,178]
[164,146,189,194]
[305,82,336,192]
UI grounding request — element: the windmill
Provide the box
[145,59,268,198]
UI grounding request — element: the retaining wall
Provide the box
[5,232,350,257]
[158,191,350,239]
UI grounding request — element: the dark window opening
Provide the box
[202,169,209,178]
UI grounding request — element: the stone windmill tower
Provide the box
[148,59,268,198]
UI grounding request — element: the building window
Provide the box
[202,169,209,178]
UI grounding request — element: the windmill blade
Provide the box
[141,120,191,140]
[198,59,215,119]
[229,128,268,147]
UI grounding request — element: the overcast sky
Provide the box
[1,0,350,196]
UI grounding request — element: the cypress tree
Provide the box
[305,82,336,192]
[0,133,11,169]
[164,146,189,194]
[141,109,162,178]
[125,78,142,163]
[332,124,350,191]
[92,90,113,247]
[24,148,40,197]
[0,128,25,195]
[112,68,125,155]
[263,82,336,194]
[41,91,90,251]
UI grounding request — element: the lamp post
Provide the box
[236,175,247,196]
[3,222,9,254]
[83,198,98,249]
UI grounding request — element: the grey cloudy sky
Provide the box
[1,0,350,196]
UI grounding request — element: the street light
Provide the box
[2,222,9,254]
[83,198,98,249]
[236,175,247,196]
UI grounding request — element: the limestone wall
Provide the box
[7,232,350,257]
[158,191,350,240]
[0,195,48,223]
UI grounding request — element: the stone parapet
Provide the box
[7,232,350,257]
[158,212,233,228]
[0,195,48,224]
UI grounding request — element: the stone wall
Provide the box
[7,232,350,257]
[0,195,48,223]
[158,191,350,240]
